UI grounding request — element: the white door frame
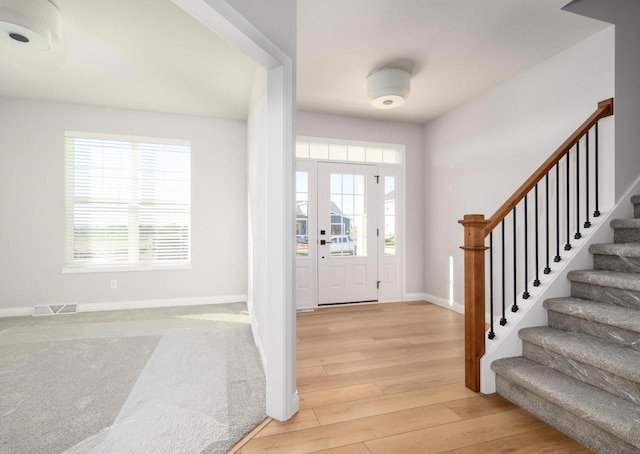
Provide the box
[173,0,297,421]
[295,139,406,309]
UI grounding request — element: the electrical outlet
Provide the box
[110,279,117,289]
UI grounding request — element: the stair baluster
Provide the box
[594,123,600,217]
[585,130,592,228]
[534,185,541,287]
[544,174,551,274]
[565,152,572,251]
[575,141,581,239]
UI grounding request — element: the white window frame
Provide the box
[63,131,192,273]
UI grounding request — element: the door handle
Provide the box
[320,240,327,245]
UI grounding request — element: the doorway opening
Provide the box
[174,0,296,421]
[295,137,405,309]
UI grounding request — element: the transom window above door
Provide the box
[296,138,402,165]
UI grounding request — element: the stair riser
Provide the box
[614,228,640,243]
[571,282,640,310]
[593,254,640,273]
[547,310,640,352]
[522,342,640,405]
[496,376,640,454]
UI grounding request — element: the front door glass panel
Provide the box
[329,173,366,257]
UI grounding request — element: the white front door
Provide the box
[317,162,378,304]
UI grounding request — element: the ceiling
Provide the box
[0,0,257,119]
[297,0,612,124]
[0,1,611,124]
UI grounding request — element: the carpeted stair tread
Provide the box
[591,243,640,273]
[519,327,640,383]
[568,270,640,291]
[590,243,640,257]
[543,297,640,334]
[611,219,640,243]
[492,357,640,449]
[610,219,640,229]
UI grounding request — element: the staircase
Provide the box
[492,195,640,453]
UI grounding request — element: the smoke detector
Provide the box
[0,0,62,51]
[367,68,411,110]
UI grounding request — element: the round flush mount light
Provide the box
[367,68,411,110]
[0,0,62,51]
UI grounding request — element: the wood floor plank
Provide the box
[405,330,465,345]
[297,351,367,369]
[369,322,465,341]
[296,335,374,350]
[297,356,464,393]
[298,366,329,379]
[374,367,465,394]
[440,426,590,453]
[296,338,411,360]
[255,410,320,438]
[241,404,461,454]
[444,393,517,420]
[358,338,463,360]
[379,301,444,311]
[321,348,462,376]
[364,408,546,454]
[312,383,476,425]
[310,442,371,454]
[322,311,462,333]
[300,383,384,409]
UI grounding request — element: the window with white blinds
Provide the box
[64,131,191,271]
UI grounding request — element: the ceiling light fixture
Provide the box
[0,0,62,51]
[367,68,410,110]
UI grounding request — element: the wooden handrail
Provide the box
[459,98,614,393]
[484,98,614,233]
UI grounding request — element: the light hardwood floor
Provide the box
[233,301,591,453]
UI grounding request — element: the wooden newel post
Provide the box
[459,214,490,392]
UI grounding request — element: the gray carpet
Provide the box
[0,302,266,454]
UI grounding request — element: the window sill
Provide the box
[62,263,192,274]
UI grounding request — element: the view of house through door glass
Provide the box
[317,162,378,304]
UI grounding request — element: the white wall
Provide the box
[247,67,268,367]
[422,27,614,307]
[296,111,425,296]
[565,0,640,200]
[0,96,248,311]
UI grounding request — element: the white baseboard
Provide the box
[80,294,247,313]
[295,301,317,311]
[403,292,428,302]
[0,294,247,318]
[0,307,33,318]
[423,293,465,314]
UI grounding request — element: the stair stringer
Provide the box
[480,176,640,393]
